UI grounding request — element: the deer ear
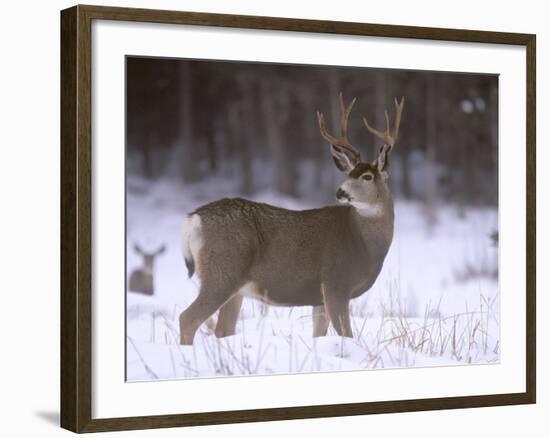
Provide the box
[134,243,144,255]
[376,145,390,175]
[155,244,166,256]
[331,145,358,174]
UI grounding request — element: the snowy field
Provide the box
[126,175,499,381]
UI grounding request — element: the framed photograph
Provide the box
[60,4,536,433]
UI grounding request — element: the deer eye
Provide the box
[362,173,373,181]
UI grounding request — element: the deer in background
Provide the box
[129,243,166,295]
[179,93,404,345]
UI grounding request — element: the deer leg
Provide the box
[322,285,352,338]
[179,285,235,345]
[215,294,244,338]
[312,305,329,337]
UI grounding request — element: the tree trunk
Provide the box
[320,69,341,201]
[297,87,318,194]
[141,134,153,179]
[179,62,199,182]
[230,98,253,195]
[489,82,499,206]
[424,75,438,229]
[261,80,296,197]
[400,148,412,199]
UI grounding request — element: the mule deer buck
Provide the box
[128,243,166,295]
[179,93,404,345]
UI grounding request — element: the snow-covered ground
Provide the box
[126,175,499,381]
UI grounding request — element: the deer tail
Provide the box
[182,213,201,278]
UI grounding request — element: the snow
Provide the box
[126,175,499,381]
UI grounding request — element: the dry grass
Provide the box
[127,284,499,380]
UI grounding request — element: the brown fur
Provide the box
[179,194,394,344]
[129,270,154,295]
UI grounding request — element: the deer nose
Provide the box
[336,188,350,201]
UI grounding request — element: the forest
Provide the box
[126,57,498,213]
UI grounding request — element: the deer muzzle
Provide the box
[336,188,351,202]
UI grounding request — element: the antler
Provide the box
[362,97,405,150]
[317,92,361,163]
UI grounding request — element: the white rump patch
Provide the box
[181,214,204,269]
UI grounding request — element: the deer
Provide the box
[179,93,404,345]
[128,243,166,295]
